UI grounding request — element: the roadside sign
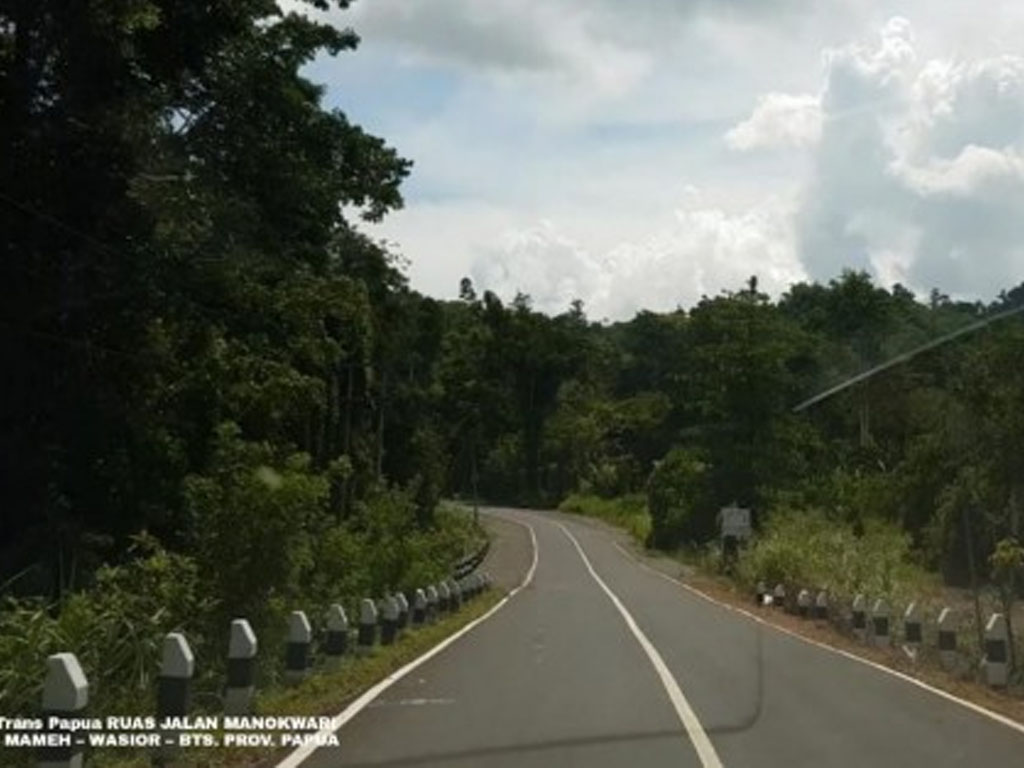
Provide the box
[719,504,752,540]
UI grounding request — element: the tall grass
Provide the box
[734,507,938,608]
[558,493,652,545]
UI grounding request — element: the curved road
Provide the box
[294,507,1024,767]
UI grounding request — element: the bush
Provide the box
[646,447,711,548]
[183,424,328,653]
[0,535,207,719]
[0,427,486,727]
[559,493,652,545]
[735,507,933,608]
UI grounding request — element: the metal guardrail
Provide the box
[453,539,490,580]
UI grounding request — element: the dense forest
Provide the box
[3,0,1024,650]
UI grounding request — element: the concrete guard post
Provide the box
[325,604,349,663]
[936,607,958,670]
[285,611,312,686]
[225,619,258,716]
[797,589,811,618]
[156,633,194,763]
[448,578,463,611]
[437,582,451,614]
[755,580,767,606]
[983,613,1009,688]
[871,598,891,648]
[396,592,410,632]
[357,599,378,655]
[380,596,399,646]
[483,571,492,589]
[852,594,867,641]
[39,653,88,768]
[412,589,427,626]
[425,585,439,623]
[903,602,922,645]
[814,591,828,621]
[772,583,786,610]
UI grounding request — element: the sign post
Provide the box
[718,503,752,572]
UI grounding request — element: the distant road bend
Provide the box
[286,508,1024,768]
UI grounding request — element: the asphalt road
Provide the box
[295,507,1024,767]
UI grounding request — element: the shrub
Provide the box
[0,426,485,726]
[646,447,711,548]
[183,424,329,635]
[559,493,652,545]
[0,536,207,719]
[735,507,933,607]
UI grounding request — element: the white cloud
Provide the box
[467,198,805,321]
[307,2,1024,316]
[725,92,823,150]
[793,17,1024,294]
[892,145,1024,197]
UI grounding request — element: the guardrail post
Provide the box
[797,589,811,618]
[871,598,891,648]
[983,613,1009,688]
[852,594,867,641]
[814,591,828,620]
[903,602,922,646]
[357,599,378,655]
[396,592,410,632]
[39,653,88,768]
[225,619,258,716]
[156,633,194,763]
[437,582,451,613]
[380,596,399,646]
[425,585,439,623]
[412,589,427,626]
[755,580,767,606]
[772,583,785,610]
[936,607,958,670]
[325,604,349,663]
[448,578,463,611]
[483,571,492,590]
[285,611,312,685]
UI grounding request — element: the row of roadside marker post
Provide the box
[756,581,1011,688]
[37,570,492,768]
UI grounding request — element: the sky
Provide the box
[294,0,1024,321]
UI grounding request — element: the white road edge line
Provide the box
[557,522,725,768]
[275,516,540,768]
[611,540,1024,738]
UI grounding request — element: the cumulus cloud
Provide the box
[786,17,1024,295]
[320,1,1024,318]
[469,199,805,320]
[469,15,1024,318]
[725,92,822,150]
